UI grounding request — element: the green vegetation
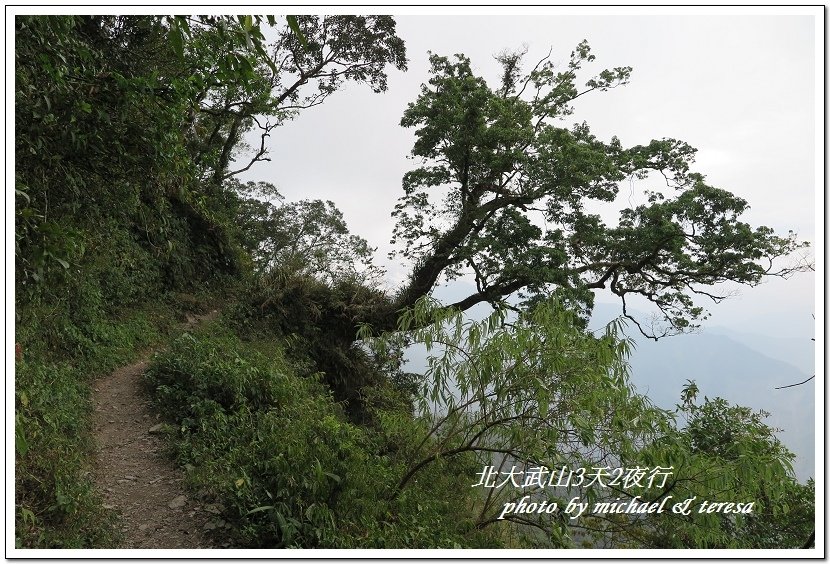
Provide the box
[388,47,809,336]
[16,302,190,548]
[360,304,815,548]
[143,322,497,548]
[15,14,813,550]
[577,382,816,548]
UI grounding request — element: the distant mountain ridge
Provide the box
[590,302,816,482]
[705,325,814,376]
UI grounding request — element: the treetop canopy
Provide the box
[389,42,810,338]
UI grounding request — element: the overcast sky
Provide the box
[237,9,820,342]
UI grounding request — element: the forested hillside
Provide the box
[14,15,815,550]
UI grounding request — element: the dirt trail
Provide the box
[92,310,225,549]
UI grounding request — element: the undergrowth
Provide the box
[14,291,221,548]
[143,320,500,548]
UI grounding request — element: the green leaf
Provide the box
[538,396,549,418]
[16,426,28,457]
[246,505,274,515]
[286,16,308,49]
[169,23,184,59]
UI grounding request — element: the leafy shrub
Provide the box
[14,309,168,548]
[144,325,500,548]
[15,363,116,548]
[231,268,395,421]
[145,330,298,421]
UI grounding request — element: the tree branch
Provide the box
[774,375,815,390]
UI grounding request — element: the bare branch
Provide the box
[222,117,276,180]
[775,375,815,390]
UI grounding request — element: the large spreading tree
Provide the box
[381,44,809,337]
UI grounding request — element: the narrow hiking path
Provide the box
[92,310,228,549]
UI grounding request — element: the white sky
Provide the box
[237,9,820,340]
